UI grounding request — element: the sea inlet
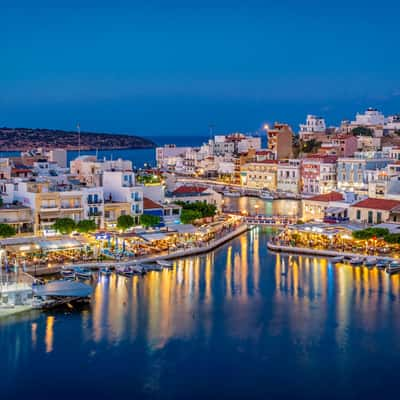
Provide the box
[2,227,400,399]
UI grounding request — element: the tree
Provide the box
[351,127,373,137]
[180,209,202,224]
[0,196,3,207]
[174,201,217,219]
[139,214,161,228]
[0,223,16,238]
[53,218,76,235]
[352,227,389,240]
[76,219,97,233]
[117,214,134,231]
[301,139,322,154]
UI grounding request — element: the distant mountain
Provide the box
[0,127,156,151]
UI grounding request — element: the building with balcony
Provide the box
[240,161,278,190]
[299,115,327,142]
[277,160,301,194]
[301,155,337,195]
[267,123,293,160]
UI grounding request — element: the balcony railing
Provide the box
[88,211,102,217]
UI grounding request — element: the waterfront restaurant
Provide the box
[277,223,362,253]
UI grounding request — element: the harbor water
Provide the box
[2,228,400,399]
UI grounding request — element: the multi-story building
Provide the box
[277,160,301,194]
[156,145,194,169]
[213,133,261,156]
[318,134,357,157]
[240,160,278,190]
[337,154,390,194]
[103,170,143,223]
[267,123,293,160]
[299,115,327,142]
[301,155,337,195]
[8,179,104,234]
[70,156,132,186]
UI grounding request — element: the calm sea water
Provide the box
[2,228,400,399]
[0,135,210,168]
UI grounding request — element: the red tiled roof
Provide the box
[172,186,208,195]
[307,191,344,202]
[143,197,163,210]
[350,198,400,211]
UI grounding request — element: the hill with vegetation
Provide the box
[0,127,156,151]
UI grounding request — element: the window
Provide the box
[368,211,373,224]
[377,212,382,224]
[356,210,361,220]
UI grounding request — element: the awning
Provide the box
[325,206,345,214]
[33,280,93,297]
[166,224,197,234]
[38,238,83,251]
[139,232,169,242]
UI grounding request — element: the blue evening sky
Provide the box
[1,0,399,137]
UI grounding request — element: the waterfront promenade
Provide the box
[26,223,250,276]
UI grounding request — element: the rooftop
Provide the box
[350,198,400,211]
[172,186,208,195]
[143,197,163,210]
[306,191,344,202]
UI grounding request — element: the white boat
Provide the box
[376,259,390,269]
[386,260,400,274]
[223,190,240,197]
[349,256,364,266]
[157,260,173,268]
[61,267,75,279]
[364,257,377,267]
[100,267,112,276]
[259,190,274,200]
[116,266,135,277]
[74,267,92,279]
[331,256,344,264]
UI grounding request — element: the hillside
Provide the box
[0,127,156,151]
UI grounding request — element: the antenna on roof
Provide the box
[77,122,81,157]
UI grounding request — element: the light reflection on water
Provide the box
[2,228,400,399]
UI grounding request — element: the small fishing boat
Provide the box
[386,260,400,274]
[331,255,344,264]
[61,267,75,279]
[259,190,274,200]
[364,257,377,267]
[100,267,112,276]
[74,267,92,279]
[116,266,134,277]
[142,263,163,272]
[376,259,390,269]
[349,256,364,266]
[223,190,240,197]
[157,260,173,268]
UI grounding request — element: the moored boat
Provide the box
[331,255,344,264]
[349,256,364,266]
[259,190,274,200]
[386,260,400,274]
[223,190,240,197]
[376,259,390,269]
[364,257,377,267]
[61,267,75,279]
[74,267,92,279]
[116,266,135,277]
[156,260,173,268]
[100,267,112,276]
